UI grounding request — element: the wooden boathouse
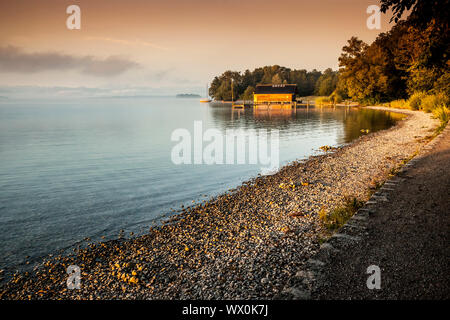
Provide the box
[253,84,298,107]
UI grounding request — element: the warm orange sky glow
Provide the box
[0,0,396,94]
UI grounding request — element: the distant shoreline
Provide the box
[176,94,201,98]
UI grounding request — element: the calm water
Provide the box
[0,98,401,270]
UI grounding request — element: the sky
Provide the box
[0,0,397,97]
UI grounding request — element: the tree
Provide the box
[208,71,242,101]
[381,0,449,96]
[337,0,449,102]
[380,0,449,28]
[338,34,408,102]
[315,68,339,96]
[241,86,255,101]
[271,74,282,84]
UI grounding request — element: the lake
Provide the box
[0,98,402,271]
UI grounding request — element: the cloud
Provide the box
[0,46,139,77]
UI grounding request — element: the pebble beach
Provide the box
[0,106,439,300]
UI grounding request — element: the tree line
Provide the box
[209,66,338,101]
[337,0,449,104]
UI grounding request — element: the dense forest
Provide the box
[209,0,449,115]
[337,0,449,104]
[208,66,338,101]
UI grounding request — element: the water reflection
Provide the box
[341,108,404,142]
[207,104,403,144]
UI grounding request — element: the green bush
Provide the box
[407,91,426,110]
[421,93,449,112]
[389,99,409,109]
[432,105,449,124]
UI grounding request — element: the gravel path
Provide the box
[0,107,440,300]
[313,123,450,299]
[314,123,450,299]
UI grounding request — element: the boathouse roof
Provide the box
[254,84,298,95]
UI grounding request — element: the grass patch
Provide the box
[369,177,383,190]
[387,149,420,177]
[433,105,450,127]
[437,121,448,131]
[385,92,448,135]
[389,166,399,176]
[385,92,449,116]
[426,104,449,136]
[434,120,448,135]
[319,196,364,231]
[389,99,410,109]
